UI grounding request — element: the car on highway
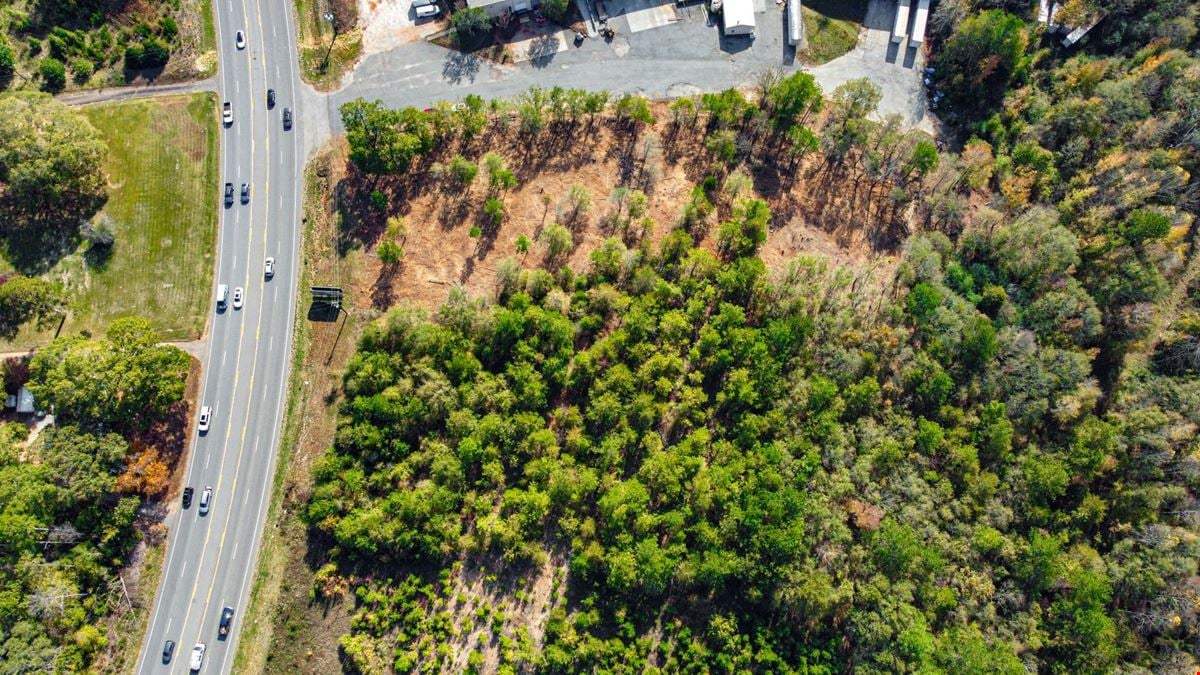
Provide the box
[416,3,441,18]
[198,406,212,433]
[235,30,246,49]
[233,286,244,309]
[222,101,233,125]
[189,642,206,670]
[241,183,250,204]
[282,107,293,130]
[199,486,212,516]
[265,256,275,278]
[162,639,175,664]
[182,487,194,508]
[224,182,234,207]
[267,88,275,108]
[218,606,235,638]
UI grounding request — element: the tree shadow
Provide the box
[442,51,482,85]
[84,242,114,270]
[528,34,561,69]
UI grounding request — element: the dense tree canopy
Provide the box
[0,316,188,672]
[307,197,1198,671]
[28,316,190,429]
[0,91,106,229]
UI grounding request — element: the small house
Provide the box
[467,0,538,18]
[16,387,34,415]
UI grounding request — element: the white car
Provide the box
[264,257,275,279]
[235,30,246,49]
[198,405,212,432]
[415,3,440,17]
[189,642,206,670]
[222,101,233,125]
[233,287,244,309]
[199,486,213,516]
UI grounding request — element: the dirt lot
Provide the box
[240,102,907,672]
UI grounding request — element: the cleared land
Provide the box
[0,93,219,350]
[799,0,868,64]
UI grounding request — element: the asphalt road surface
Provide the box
[133,0,302,672]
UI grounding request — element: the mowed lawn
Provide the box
[1,93,219,350]
[800,0,868,65]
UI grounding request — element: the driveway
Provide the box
[809,0,932,132]
[300,0,931,154]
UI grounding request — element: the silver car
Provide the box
[198,486,213,516]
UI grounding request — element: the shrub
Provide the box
[71,57,94,82]
[141,38,170,68]
[39,57,67,92]
[541,0,570,23]
[124,42,145,68]
[0,40,14,87]
[484,198,505,226]
[370,190,388,210]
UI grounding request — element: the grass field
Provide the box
[0,93,219,351]
[799,0,868,65]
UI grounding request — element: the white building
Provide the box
[723,0,756,36]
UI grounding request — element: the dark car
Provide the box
[224,182,234,207]
[240,183,250,204]
[162,639,176,664]
[182,487,194,509]
[282,107,292,130]
[267,88,275,108]
[218,606,235,639]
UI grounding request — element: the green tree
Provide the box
[540,0,570,22]
[765,71,823,129]
[451,8,492,47]
[340,99,421,175]
[0,92,106,229]
[0,276,64,339]
[28,317,189,428]
[377,240,404,265]
[935,10,1030,115]
[448,154,479,187]
[540,223,572,262]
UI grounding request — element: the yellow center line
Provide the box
[175,0,268,652]
[189,0,276,656]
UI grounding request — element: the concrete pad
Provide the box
[602,0,679,33]
[508,29,573,64]
[360,0,449,54]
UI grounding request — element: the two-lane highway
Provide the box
[136,0,303,672]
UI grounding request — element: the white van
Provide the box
[216,284,229,310]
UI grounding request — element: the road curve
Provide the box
[133,0,303,672]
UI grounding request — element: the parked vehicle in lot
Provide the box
[218,606,235,638]
[224,182,234,207]
[233,286,244,309]
[416,3,440,17]
[198,406,212,432]
[182,487,194,508]
[199,486,212,516]
[267,88,275,108]
[222,102,233,125]
[162,640,175,664]
[265,256,275,278]
[282,107,293,130]
[189,642,206,670]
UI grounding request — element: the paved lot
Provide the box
[304,0,931,152]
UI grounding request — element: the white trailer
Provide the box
[892,0,910,43]
[909,0,929,45]
[787,0,803,46]
[723,0,756,36]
